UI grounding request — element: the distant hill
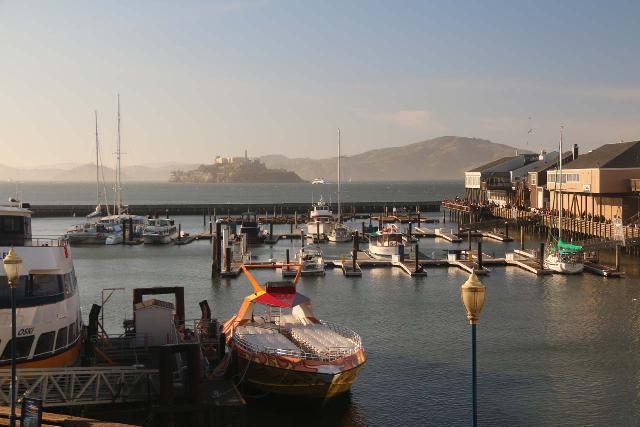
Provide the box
[261,136,526,181]
[1,136,525,182]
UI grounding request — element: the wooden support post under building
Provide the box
[415,243,420,272]
[225,247,231,272]
[505,221,509,239]
[539,242,545,269]
[520,226,525,251]
[468,230,472,252]
[477,241,483,270]
[615,245,620,271]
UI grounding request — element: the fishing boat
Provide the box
[306,195,334,241]
[545,127,584,274]
[223,264,366,399]
[105,224,124,245]
[295,247,325,275]
[239,211,264,245]
[143,218,178,244]
[368,224,414,259]
[0,201,83,368]
[327,128,351,243]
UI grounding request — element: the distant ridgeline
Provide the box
[169,155,305,183]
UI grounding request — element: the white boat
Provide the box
[0,202,83,368]
[143,218,178,244]
[311,178,326,185]
[327,223,352,242]
[306,195,334,240]
[296,247,325,275]
[368,224,414,259]
[544,127,584,274]
[105,224,124,245]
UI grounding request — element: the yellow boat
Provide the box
[223,264,366,399]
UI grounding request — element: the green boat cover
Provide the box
[550,239,583,252]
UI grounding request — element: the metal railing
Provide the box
[232,321,362,362]
[24,236,67,247]
[0,367,159,407]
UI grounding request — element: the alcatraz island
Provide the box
[169,151,305,183]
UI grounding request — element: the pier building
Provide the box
[546,140,640,223]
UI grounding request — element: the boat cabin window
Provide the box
[0,273,72,309]
[55,326,68,350]
[0,215,30,245]
[68,321,77,343]
[34,331,56,355]
[1,336,34,360]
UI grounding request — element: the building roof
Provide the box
[563,140,640,169]
[467,156,516,173]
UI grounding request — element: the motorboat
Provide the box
[0,201,83,368]
[105,224,124,245]
[327,223,352,243]
[306,196,334,240]
[368,224,414,260]
[311,178,326,185]
[143,218,178,244]
[295,247,325,275]
[223,264,366,398]
[238,211,264,245]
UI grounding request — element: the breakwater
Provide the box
[28,201,442,217]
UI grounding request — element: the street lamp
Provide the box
[3,248,22,427]
[460,272,486,427]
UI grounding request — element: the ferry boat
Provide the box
[368,224,414,259]
[311,178,326,185]
[143,218,178,244]
[295,247,325,275]
[238,211,264,245]
[223,264,365,399]
[306,196,334,240]
[0,202,83,368]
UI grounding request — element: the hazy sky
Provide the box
[1,0,639,168]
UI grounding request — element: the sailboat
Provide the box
[328,128,352,243]
[544,127,584,274]
[65,112,119,245]
[100,95,146,238]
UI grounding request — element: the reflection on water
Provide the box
[26,215,640,425]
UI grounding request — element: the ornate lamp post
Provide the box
[3,248,22,427]
[460,272,486,427]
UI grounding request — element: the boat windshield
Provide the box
[0,271,77,308]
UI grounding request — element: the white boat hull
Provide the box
[545,258,584,274]
[143,233,177,244]
[368,244,413,259]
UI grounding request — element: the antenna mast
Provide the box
[558,126,564,242]
[337,128,341,222]
[95,110,100,207]
[116,94,122,215]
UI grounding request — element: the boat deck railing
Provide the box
[22,236,67,247]
[233,320,362,362]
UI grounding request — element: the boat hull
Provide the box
[65,233,108,245]
[368,244,413,259]
[545,260,584,274]
[143,233,176,244]
[235,348,365,399]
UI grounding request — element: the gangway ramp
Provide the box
[0,367,159,408]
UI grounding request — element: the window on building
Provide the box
[34,331,56,355]
[1,336,35,360]
[55,326,68,350]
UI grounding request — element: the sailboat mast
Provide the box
[116,94,122,215]
[558,126,564,242]
[337,128,341,222]
[95,110,100,207]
